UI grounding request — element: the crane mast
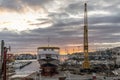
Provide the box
[82,3,90,69]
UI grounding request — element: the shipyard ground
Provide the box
[9,60,120,80]
[10,71,120,80]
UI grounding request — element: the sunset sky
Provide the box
[0,0,120,54]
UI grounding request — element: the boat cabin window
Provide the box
[38,49,43,51]
[54,49,59,52]
[38,48,59,51]
[46,54,51,59]
[47,49,54,51]
[44,49,47,51]
[43,49,53,51]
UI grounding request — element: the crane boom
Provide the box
[82,3,90,69]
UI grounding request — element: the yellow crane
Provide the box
[82,3,90,69]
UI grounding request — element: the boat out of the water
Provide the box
[37,47,60,76]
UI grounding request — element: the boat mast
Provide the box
[48,37,50,47]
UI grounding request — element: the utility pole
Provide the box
[1,40,4,64]
[0,40,11,80]
[3,47,7,80]
[0,40,4,79]
[82,3,90,69]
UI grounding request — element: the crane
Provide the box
[82,3,90,69]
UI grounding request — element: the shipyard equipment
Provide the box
[82,3,90,69]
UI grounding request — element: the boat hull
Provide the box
[37,47,60,76]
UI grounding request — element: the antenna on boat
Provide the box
[48,37,50,47]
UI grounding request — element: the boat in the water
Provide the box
[37,47,60,76]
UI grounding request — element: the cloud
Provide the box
[0,0,52,13]
[0,0,23,12]
[0,0,120,54]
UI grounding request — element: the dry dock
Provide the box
[9,60,120,80]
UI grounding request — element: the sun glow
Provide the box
[0,10,51,31]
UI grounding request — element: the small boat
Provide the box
[37,47,60,76]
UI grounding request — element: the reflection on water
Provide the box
[12,60,39,78]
